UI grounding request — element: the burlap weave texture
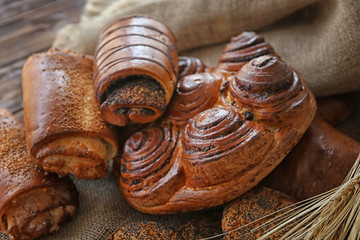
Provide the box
[53,0,360,96]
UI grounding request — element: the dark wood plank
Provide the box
[0,0,86,116]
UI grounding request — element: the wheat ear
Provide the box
[203,153,360,240]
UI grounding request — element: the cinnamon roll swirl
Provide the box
[118,120,185,209]
[182,107,274,188]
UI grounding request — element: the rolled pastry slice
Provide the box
[222,55,316,130]
[216,31,276,76]
[0,109,78,240]
[22,48,118,179]
[93,15,178,126]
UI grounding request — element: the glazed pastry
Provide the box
[263,115,360,200]
[93,15,178,126]
[222,187,296,240]
[115,54,316,214]
[0,109,78,240]
[165,72,223,124]
[108,221,183,240]
[165,56,211,124]
[177,56,206,79]
[22,48,118,179]
[216,31,276,76]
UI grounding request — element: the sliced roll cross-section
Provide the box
[93,15,178,126]
[0,109,78,240]
[22,48,118,179]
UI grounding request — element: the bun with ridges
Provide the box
[93,15,178,126]
[114,32,316,214]
[178,56,206,79]
[217,31,276,75]
[222,56,313,129]
[166,72,223,124]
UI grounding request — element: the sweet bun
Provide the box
[114,47,316,213]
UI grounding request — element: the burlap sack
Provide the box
[53,0,360,96]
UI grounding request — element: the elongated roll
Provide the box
[264,115,360,200]
[22,48,118,179]
[93,15,178,126]
[115,52,316,213]
[0,109,78,240]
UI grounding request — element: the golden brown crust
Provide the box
[108,221,183,240]
[93,15,178,126]
[165,72,223,124]
[115,53,316,214]
[216,32,276,76]
[221,56,315,129]
[222,187,296,239]
[0,109,78,240]
[22,48,118,179]
[264,115,360,200]
[119,120,185,208]
[177,56,206,79]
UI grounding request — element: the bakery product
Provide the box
[216,31,276,76]
[108,221,183,240]
[22,48,118,179]
[165,72,223,124]
[177,56,206,79]
[93,15,178,126]
[263,115,360,200]
[0,109,78,240]
[222,187,296,239]
[115,53,316,214]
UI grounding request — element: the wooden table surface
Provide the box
[0,0,86,119]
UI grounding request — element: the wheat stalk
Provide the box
[203,153,360,240]
[267,153,360,240]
